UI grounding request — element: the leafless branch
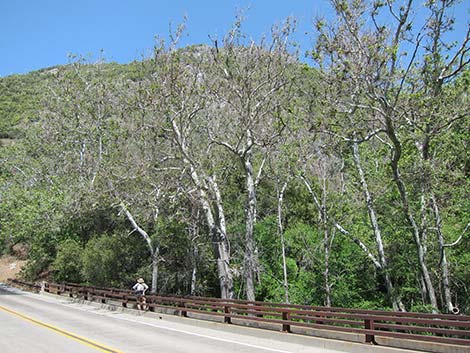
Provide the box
[444,223,470,248]
[439,26,470,82]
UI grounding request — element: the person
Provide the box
[133,277,148,296]
[132,278,148,310]
[138,295,148,311]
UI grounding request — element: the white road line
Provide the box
[66,305,296,353]
[101,314,295,353]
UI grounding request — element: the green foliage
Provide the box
[154,220,196,295]
[0,183,64,248]
[450,235,470,313]
[1,12,469,313]
[0,69,52,138]
[52,239,83,283]
[82,233,147,288]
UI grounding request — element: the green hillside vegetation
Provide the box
[1,2,469,314]
[0,69,49,139]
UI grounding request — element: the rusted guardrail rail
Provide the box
[8,279,470,350]
[6,278,41,292]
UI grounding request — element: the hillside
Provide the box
[1,4,469,315]
[0,68,53,139]
[0,255,27,282]
[0,62,142,140]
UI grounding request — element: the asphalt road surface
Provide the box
[0,283,413,353]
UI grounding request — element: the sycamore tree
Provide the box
[140,29,236,299]
[289,63,395,308]
[32,58,181,292]
[402,0,470,313]
[202,17,297,301]
[313,0,470,312]
[4,59,123,277]
[108,58,188,294]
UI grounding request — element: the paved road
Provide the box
[0,284,414,353]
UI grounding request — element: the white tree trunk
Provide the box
[189,211,200,296]
[243,138,257,302]
[320,173,332,308]
[384,117,439,312]
[171,119,234,299]
[151,249,159,294]
[120,202,159,293]
[431,195,456,313]
[352,139,404,311]
[277,179,290,304]
[206,175,234,299]
[323,226,331,308]
[191,244,198,296]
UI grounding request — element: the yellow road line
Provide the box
[0,304,124,353]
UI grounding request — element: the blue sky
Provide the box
[0,0,329,77]
[1,1,469,77]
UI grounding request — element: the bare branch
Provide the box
[444,223,470,248]
[335,223,383,270]
[120,202,153,256]
[320,128,385,143]
[254,155,267,188]
[439,26,470,82]
[208,136,237,154]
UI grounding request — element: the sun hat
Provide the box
[137,278,145,283]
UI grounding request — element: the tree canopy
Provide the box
[1,0,469,314]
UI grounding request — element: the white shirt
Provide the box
[132,282,148,293]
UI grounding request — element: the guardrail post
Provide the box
[179,301,187,317]
[364,318,375,344]
[315,312,324,325]
[282,310,291,333]
[148,296,154,312]
[224,305,232,324]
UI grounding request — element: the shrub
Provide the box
[52,239,83,283]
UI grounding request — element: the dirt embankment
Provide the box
[0,255,27,282]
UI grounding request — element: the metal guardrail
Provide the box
[6,278,41,292]
[7,279,470,350]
